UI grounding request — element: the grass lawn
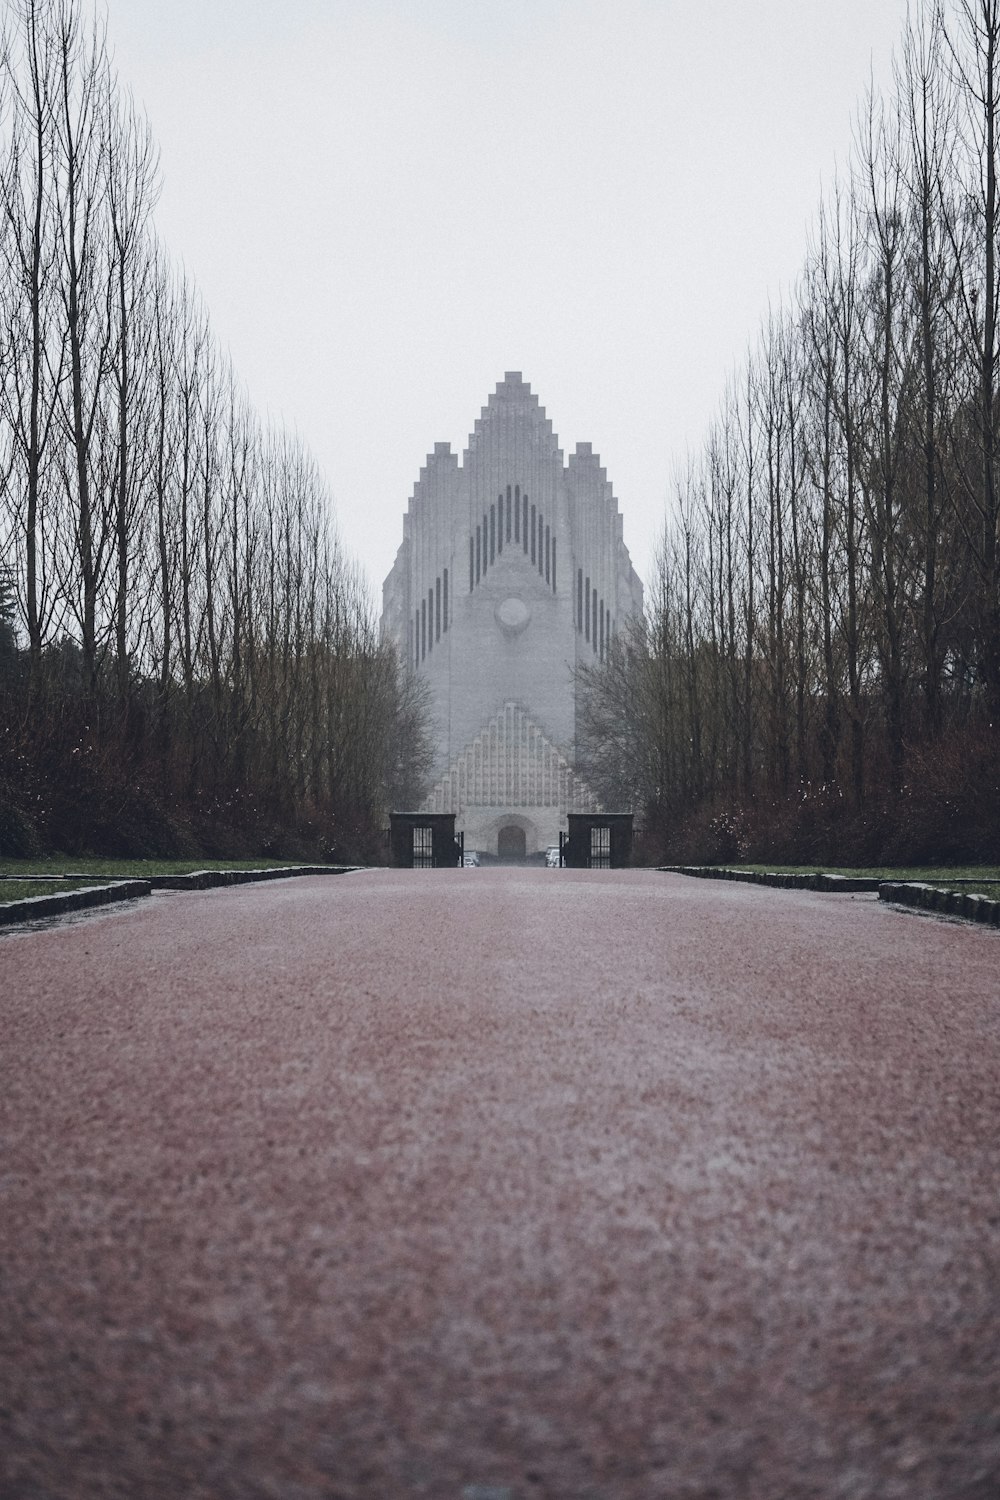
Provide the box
[0,880,96,902]
[0,857,310,879]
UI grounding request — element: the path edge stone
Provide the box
[659,865,1000,927]
[0,879,152,927]
[0,865,363,927]
[658,865,881,893]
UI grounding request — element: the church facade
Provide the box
[381,373,643,857]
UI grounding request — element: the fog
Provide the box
[107,0,909,590]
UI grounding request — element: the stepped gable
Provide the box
[568,438,617,504]
[380,371,643,856]
[568,437,628,545]
[423,700,599,817]
[463,371,564,466]
[569,439,609,481]
[406,439,458,513]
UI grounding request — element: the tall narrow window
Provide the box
[577,569,583,630]
[483,513,489,573]
[443,568,449,632]
[428,589,434,651]
[523,495,529,551]
[469,538,474,593]
[599,597,604,657]
[421,598,427,659]
[530,504,537,564]
[506,486,512,541]
[496,495,503,554]
[476,526,481,584]
[592,590,598,650]
[490,503,496,563]
[435,577,441,641]
[514,486,520,543]
[545,525,551,583]
[585,578,590,641]
[552,536,557,592]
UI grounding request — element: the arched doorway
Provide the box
[497,824,527,862]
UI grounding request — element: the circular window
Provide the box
[495,596,531,635]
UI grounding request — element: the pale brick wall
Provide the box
[382,373,643,855]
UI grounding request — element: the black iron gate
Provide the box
[560,814,633,869]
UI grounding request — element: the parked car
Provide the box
[545,846,561,868]
[463,850,481,867]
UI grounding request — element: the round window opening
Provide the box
[495,596,531,635]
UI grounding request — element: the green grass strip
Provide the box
[0,880,95,902]
[0,857,309,878]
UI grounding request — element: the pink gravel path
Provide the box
[1,868,999,1499]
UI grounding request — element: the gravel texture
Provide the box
[1,867,999,1499]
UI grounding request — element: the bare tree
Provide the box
[939,0,1000,716]
[50,0,110,688]
[0,0,63,674]
[104,82,158,707]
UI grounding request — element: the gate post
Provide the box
[563,813,634,869]
[389,812,461,868]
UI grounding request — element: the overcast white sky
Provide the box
[106,0,911,598]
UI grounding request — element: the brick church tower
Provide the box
[381,373,643,857]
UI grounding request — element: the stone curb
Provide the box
[144,865,357,890]
[0,879,152,928]
[0,866,361,927]
[658,866,881,893]
[659,865,1000,928]
[878,881,1000,927]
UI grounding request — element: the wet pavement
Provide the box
[2,867,999,1498]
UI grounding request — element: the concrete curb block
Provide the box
[0,879,151,928]
[0,866,362,926]
[659,866,1000,928]
[658,865,881,893]
[147,865,357,891]
[878,881,1000,927]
